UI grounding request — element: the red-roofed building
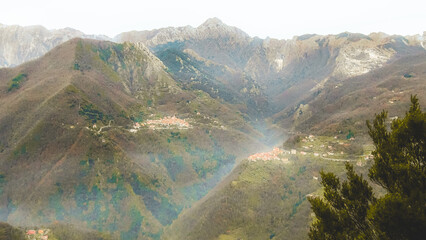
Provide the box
[248,147,284,161]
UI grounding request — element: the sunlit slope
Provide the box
[0,39,265,239]
[163,156,354,240]
[272,52,426,136]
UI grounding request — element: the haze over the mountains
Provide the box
[2,0,426,39]
[1,18,425,68]
[1,18,425,132]
[0,14,425,240]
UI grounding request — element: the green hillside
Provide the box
[0,24,425,240]
[0,39,267,239]
[163,154,365,240]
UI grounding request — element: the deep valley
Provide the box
[0,19,425,240]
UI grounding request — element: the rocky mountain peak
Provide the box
[114,18,251,48]
[199,17,224,27]
[196,17,250,40]
[0,23,111,68]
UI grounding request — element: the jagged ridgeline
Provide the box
[0,19,425,240]
[0,39,265,239]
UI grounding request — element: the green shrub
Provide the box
[7,73,27,92]
[403,73,413,78]
[97,47,112,62]
[78,104,105,123]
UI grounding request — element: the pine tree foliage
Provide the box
[309,164,376,240]
[309,95,425,240]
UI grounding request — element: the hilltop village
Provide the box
[248,147,287,162]
[80,113,374,167]
[81,112,374,167]
[248,135,373,166]
[130,116,191,132]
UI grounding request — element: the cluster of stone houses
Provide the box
[146,116,191,129]
[130,116,191,132]
[248,147,285,161]
[297,135,352,157]
[248,134,374,166]
[26,229,49,240]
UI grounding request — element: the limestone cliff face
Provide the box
[0,24,110,68]
[115,18,250,47]
[117,19,424,83]
[1,20,424,114]
[249,32,425,80]
[2,19,424,79]
[114,18,425,117]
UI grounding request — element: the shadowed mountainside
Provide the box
[117,18,426,120]
[272,52,426,136]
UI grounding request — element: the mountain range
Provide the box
[0,18,425,239]
[2,18,425,120]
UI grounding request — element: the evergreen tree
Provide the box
[367,95,425,239]
[309,95,425,240]
[309,164,376,240]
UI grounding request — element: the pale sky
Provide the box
[1,0,425,39]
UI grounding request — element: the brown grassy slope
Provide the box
[0,38,137,196]
[272,52,426,136]
[0,39,137,225]
[162,156,354,240]
[47,222,114,240]
[0,222,25,240]
[0,40,80,152]
[0,38,268,239]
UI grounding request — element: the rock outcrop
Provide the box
[0,24,110,67]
